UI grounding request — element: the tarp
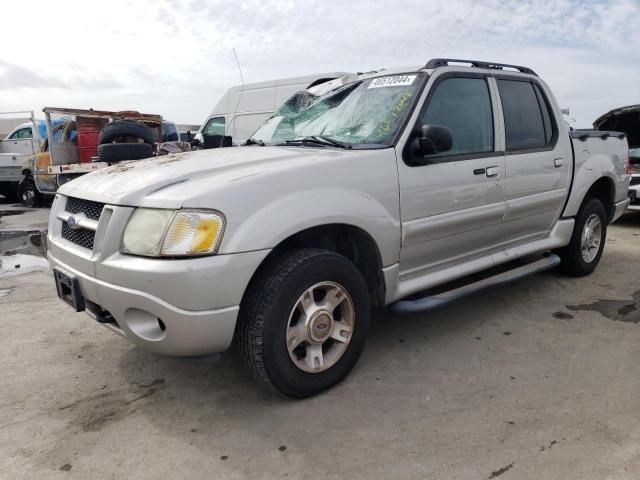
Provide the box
[37,118,75,142]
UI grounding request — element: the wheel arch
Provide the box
[583,177,615,222]
[241,223,387,311]
[564,173,616,222]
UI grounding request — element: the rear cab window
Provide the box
[497,79,556,151]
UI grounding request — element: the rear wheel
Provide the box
[240,248,371,398]
[558,197,607,276]
[18,177,40,208]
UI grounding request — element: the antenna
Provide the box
[224,47,244,145]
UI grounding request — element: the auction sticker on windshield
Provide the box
[368,75,417,89]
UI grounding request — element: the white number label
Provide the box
[368,75,417,89]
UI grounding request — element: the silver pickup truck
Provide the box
[47,59,630,397]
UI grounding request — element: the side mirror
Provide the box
[411,124,453,158]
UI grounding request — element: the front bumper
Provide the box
[627,184,640,212]
[47,194,270,356]
[48,249,269,356]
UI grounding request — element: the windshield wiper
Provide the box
[245,138,265,146]
[280,135,352,149]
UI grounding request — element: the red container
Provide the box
[76,117,107,163]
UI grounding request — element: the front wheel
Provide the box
[557,197,607,276]
[240,248,371,398]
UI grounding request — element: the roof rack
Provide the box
[425,58,537,76]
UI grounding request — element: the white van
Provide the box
[198,72,352,145]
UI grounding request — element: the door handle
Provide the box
[485,166,499,178]
[554,157,564,168]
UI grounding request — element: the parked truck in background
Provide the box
[18,108,181,207]
[0,111,44,201]
[47,59,630,398]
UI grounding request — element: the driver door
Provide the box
[396,73,506,279]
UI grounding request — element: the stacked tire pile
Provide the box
[98,120,155,162]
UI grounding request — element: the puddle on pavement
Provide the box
[0,230,47,257]
[0,254,49,278]
[567,290,640,324]
[0,209,27,217]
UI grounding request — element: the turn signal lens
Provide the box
[161,211,225,256]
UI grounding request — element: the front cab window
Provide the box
[10,127,33,140]
[413,77,494,161]
[202,117,226,136]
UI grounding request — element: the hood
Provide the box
[58,146,349,208]
[594,104,640,148]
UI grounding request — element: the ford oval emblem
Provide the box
[67,216,80,230]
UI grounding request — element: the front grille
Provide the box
[630,176,640,187]
[65,197,105,220]
[62,222,96,249]
[61,196,105,250]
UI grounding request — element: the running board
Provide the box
[390,253,561,314]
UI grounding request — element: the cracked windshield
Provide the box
[249,73,424,147]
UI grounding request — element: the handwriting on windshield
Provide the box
[374,91,413,138]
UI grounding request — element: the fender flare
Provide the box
[219,187,401,266]
[562,153,619,218]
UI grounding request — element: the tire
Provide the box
[97,143,154,162]
[557,197,607,277]
[240,248,371,398]
[17,177,40,208]
[99,120,155,145]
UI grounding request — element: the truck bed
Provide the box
[564,129,629,219]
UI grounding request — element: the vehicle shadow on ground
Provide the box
[112,268,565,432]
[613,211,640,230]
[0,195,17,205]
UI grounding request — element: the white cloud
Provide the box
[1,0,639,127]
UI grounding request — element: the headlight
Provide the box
[121,208,225,257]
[122,209,174,257]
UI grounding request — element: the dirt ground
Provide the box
[2,209,640,479]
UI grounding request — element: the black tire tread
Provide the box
[97,142,154,162]
[99,120,155,145]
[240,248,367,397]
[17,177,40,208]
[240,249,324,393]
[557,197,607,277]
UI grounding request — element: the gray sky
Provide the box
[1,0,639,127]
